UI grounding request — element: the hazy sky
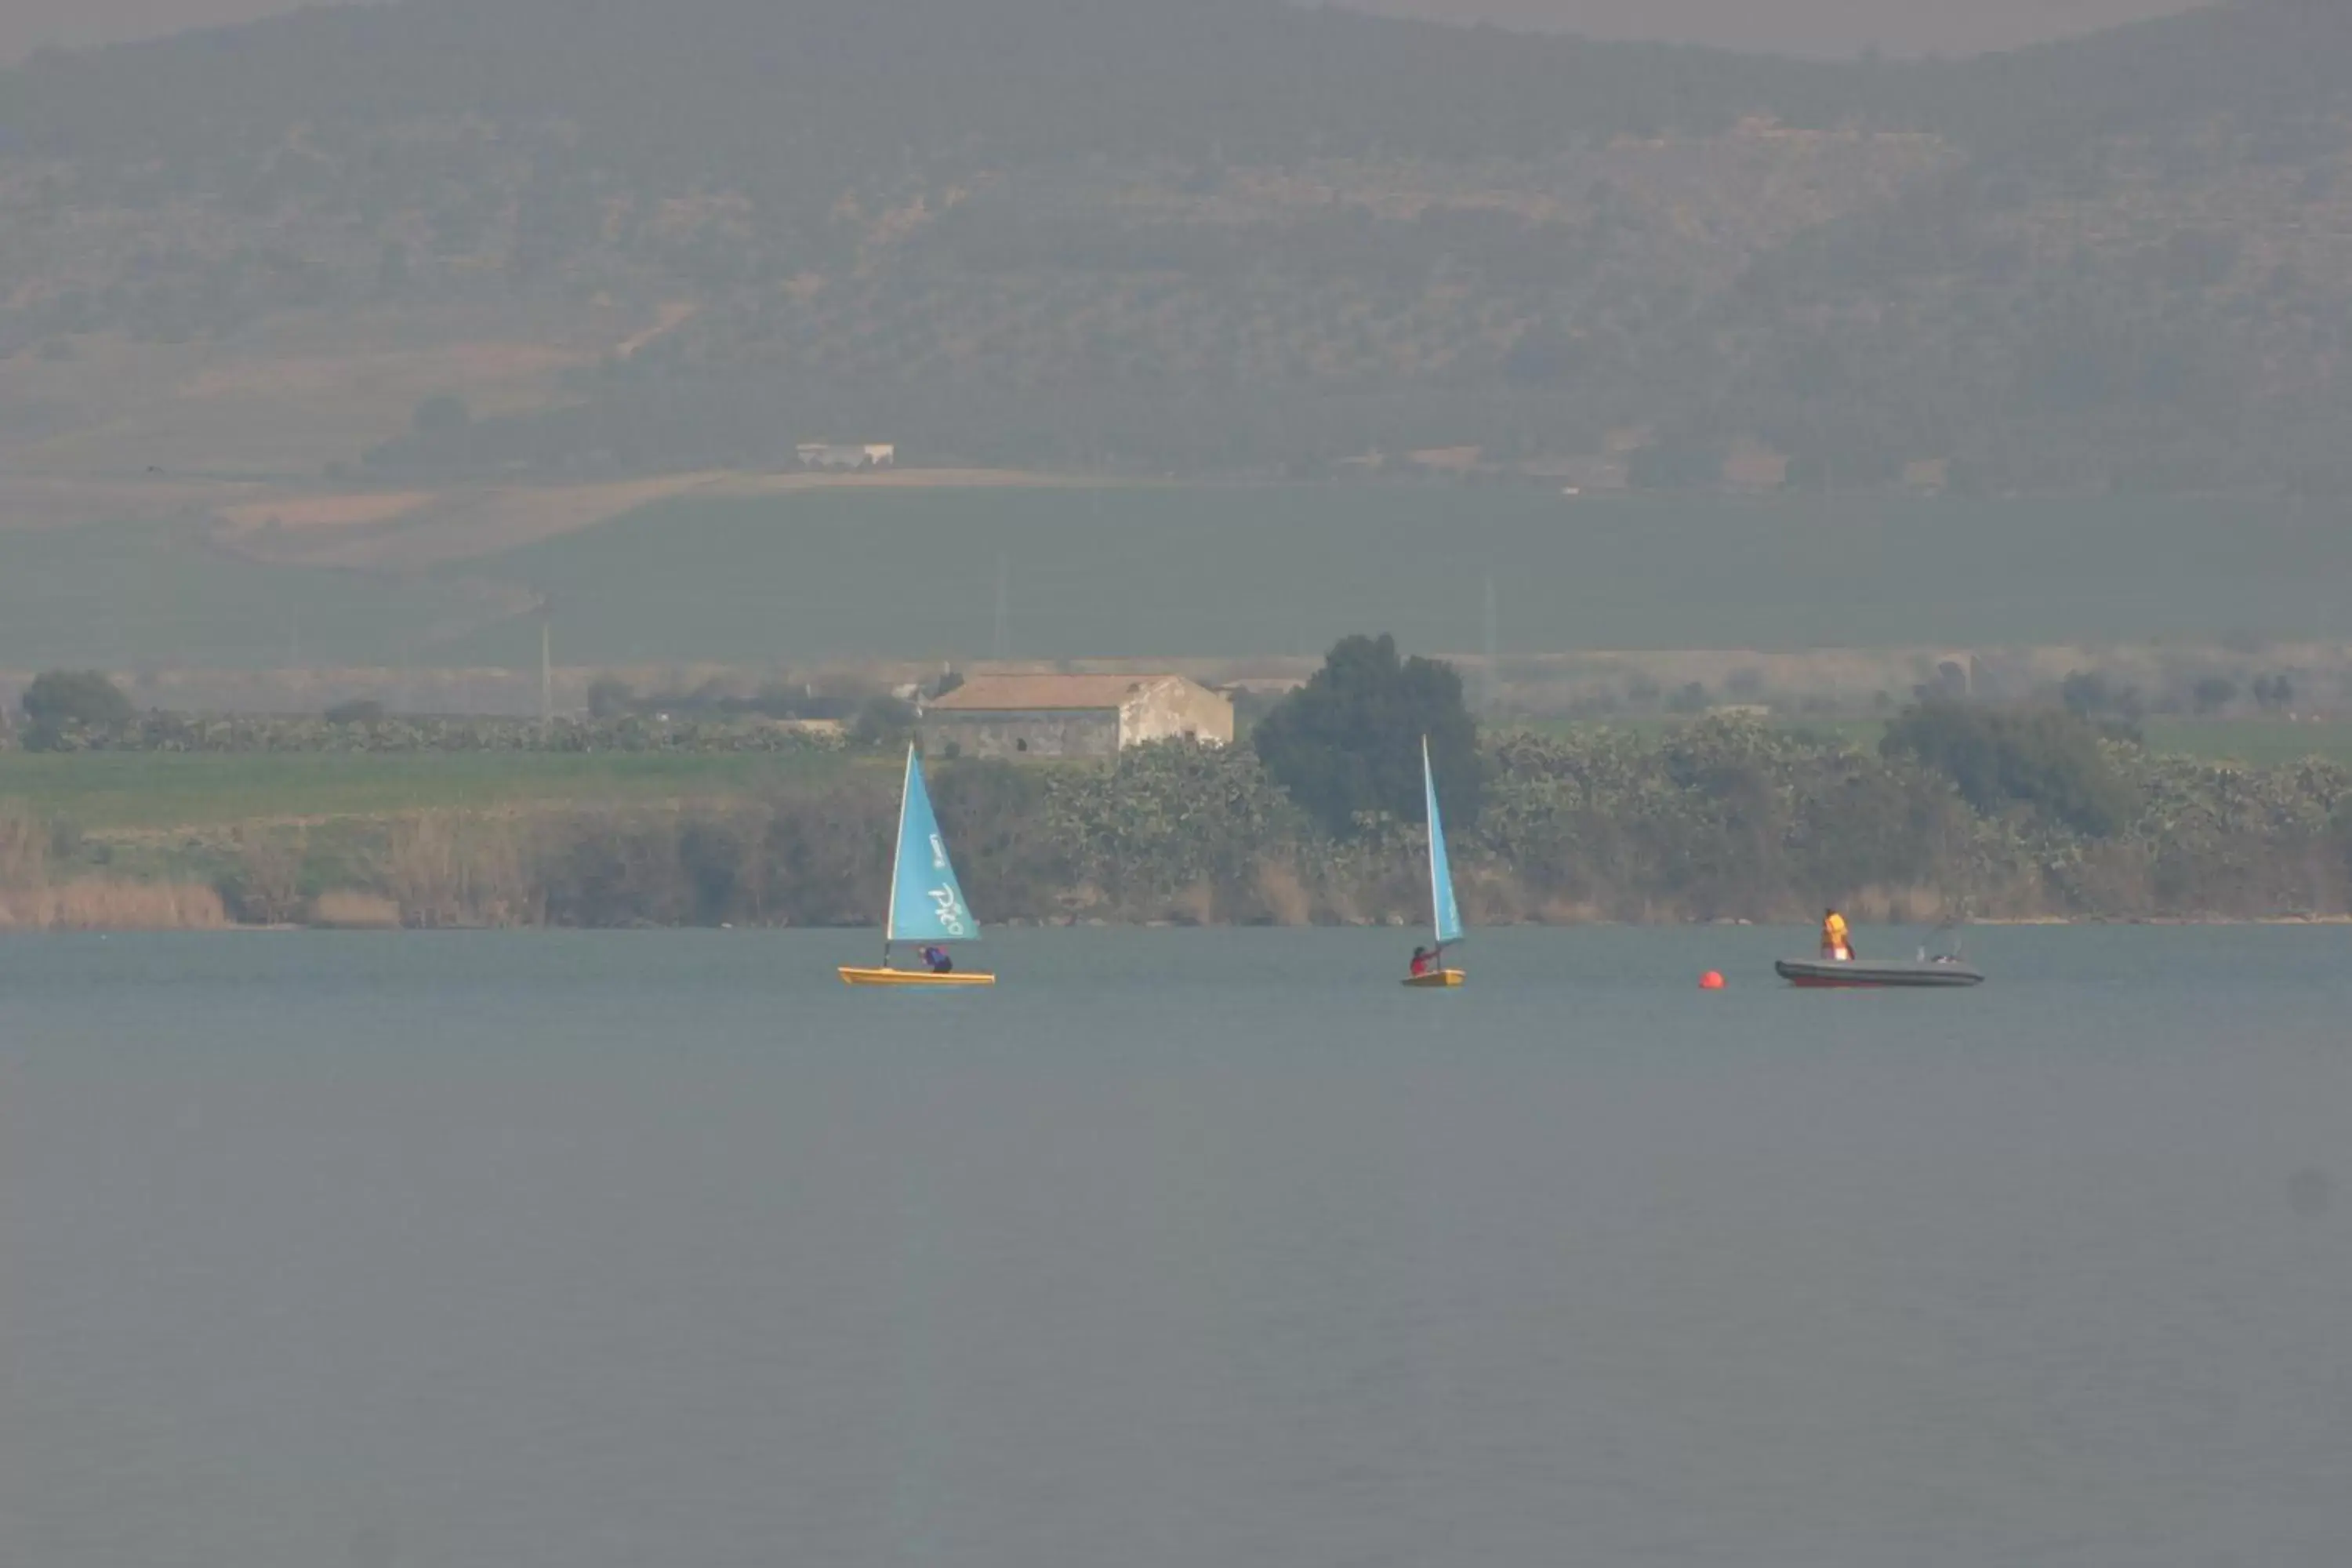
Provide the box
[0,0,2204,64]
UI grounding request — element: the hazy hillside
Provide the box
[0,0,2209,67]
[2,0,2350,493]
[1346,1,2201,59]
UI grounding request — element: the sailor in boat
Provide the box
[1409,945,1435,978]
[1820,908,1854,961]
[920,944,955,975]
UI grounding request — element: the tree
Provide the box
[1501,322,1582,387]
[2190,677,2238,716]
[586,675,636,718]
[21,669,134,748]
[1881,699,2135,838]
[1252,633,1481,837]
[851,694,916,750]
[411,394,471,437]
[324,697,385,724]
[2060,669,2143,722]
[372,239,411,300]
[1627,433,1724,491]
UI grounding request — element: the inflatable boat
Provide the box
[1774,956,1984,988]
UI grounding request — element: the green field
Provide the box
[0,518,485,670]
[2133,719,2352,767]
[1510,716,2352,767]
[0,750,859,834]
[4,487,2350,670]
[441,488,2352,666]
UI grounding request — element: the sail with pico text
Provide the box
[887,742,977,946]
[840,744,994,985]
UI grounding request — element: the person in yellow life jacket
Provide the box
[1820,908,1853,961]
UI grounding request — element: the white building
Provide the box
[795,441,896,470]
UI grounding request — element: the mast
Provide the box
[1423,735,1443,955]
[884,742,916,963]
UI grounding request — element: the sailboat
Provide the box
[839,745,996,987]
[1403,735,1467,988]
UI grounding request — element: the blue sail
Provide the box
[887,746,980,945]
[1423,737,1465,948]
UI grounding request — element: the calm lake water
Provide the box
[2,926,2348,1567]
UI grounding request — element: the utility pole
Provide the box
[538,597,554,727]
[993,553,1008,662]
[1483,570,1500,715]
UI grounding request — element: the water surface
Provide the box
[2,927,2347,1566]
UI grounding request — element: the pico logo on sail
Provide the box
[887,746,982,946]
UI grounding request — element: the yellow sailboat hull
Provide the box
[838,966,996,988]
[1402,969,1466,989]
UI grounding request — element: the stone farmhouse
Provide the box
[920,674,1233,759]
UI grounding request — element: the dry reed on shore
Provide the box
[0,880,230,931]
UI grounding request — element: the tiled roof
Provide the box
[927,674,1185,712]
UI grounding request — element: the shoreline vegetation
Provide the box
[5,710,2351,932]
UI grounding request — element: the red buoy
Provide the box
[1700,970,1726,990]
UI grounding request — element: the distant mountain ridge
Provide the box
[0,0,2209,67]
[2,0,2350,495]
[3,0,1857,169]
[11,0,2342,163]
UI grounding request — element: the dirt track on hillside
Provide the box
[205,466,1101,572]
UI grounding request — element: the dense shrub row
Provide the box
[180,720,2352,928]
